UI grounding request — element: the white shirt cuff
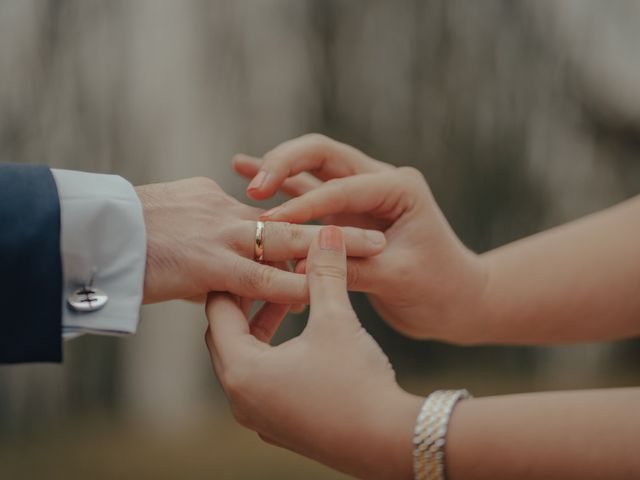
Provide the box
[51,169,146,339]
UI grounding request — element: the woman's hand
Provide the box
[233,135,488,343]
[135,176,386,305]
[205,226,421,479]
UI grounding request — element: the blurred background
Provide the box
[1,1,639,478]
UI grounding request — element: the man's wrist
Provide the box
[134,185,153,303]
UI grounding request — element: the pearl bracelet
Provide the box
[413,389,473,480]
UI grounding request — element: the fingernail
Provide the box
[247,171,268,191]
[260,206,281,219]
[319,226,343,251]
[294,260,306,274]
[290,304,308,314]
[365,230,386,246]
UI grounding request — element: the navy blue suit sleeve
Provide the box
[0,163,62,363]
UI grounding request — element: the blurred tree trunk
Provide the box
[0,0,639,432]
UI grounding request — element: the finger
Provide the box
[322,212,388,231]
[264,222,385,260]
[239,260,291,343]
[243,134,391,200]
[250,302,290,343]
[184,294,207,303]
[293,260,308,311]
[262,261,304,313]
[233,154,321,198]
[260,170,424,225]
[239,297,254,317]
[289,303,306,314]
[204,325,224,384]
[233,220,386,261]
[305,226,356,331]
[258,432,285,448]
[184,294,254,310]
[182,295,255,311]
[227,257,308,304]
[297,256,383,294]
[234,154,386,230]
[206,292,265,364]
[294,259,306,274]
[274,260,305,313]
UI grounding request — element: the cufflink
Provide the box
[67,286,108,312]
[67,272,108,312]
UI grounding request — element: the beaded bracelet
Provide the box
[412,389,473,480]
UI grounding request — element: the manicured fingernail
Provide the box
[365,230,386,246]
[247,171,268,191]
[319,226,343,251]
[290,304,308,314]
[260,206,281,219]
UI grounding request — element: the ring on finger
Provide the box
[255,220,265,262]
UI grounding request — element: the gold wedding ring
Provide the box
[255,220,265,262]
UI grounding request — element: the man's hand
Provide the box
[135,177,386,305]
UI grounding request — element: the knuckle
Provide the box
[346,262,359,287]
[271,221,297,239]
[286,223,305,246]
[192,176,220,191]
[255,264,276,289]
[303,132,330,147]
[311,263,347,281]
[397,166,424,182]
[266,221,306,254]
[396,166,432,199]
[321,303,348,320]
[261,149,277,168]
[260,265,276,286]
[236,260,276,293]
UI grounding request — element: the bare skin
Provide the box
[134,176,385,305]
[206,227,640,480]
[206,134,640,478]
[234,134,640,344]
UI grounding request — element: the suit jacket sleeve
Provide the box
[0,164,146,364]
[0,163,63,363]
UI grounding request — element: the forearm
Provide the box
[477,195,640,344]
[446,388,640,479]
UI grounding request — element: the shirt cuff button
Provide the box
[67,286,109,312]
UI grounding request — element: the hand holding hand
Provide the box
[233,135,488,343]
[205,226,421,479]
[135,176,385,305]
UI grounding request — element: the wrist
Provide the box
[364,387,424,480]
[135,185,161,304]
[443,249,492,345]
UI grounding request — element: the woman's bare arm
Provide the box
[235,134,640,345]
[446,388,640,479]
[479,196,640,344]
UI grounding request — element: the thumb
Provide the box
[206,292,264,365]
[306,226,355,330]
